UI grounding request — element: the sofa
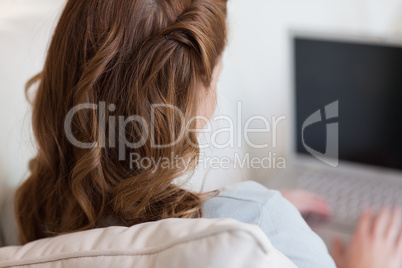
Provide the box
[0,218,296,268]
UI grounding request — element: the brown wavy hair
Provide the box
[15,0,227,244]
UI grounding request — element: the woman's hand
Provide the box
[280,189,331,217]
[332,208,402,268]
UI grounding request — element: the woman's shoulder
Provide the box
[202,181,284,226]
[203,181,336,268]
[204,181,283,209]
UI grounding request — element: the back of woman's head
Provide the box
[15,0,227,244]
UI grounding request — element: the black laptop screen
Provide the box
[294,36,402,170]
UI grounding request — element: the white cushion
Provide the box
[0,218,296,268]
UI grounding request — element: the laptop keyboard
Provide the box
[296,170,402,225]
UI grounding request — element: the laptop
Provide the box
[267,31,402,245]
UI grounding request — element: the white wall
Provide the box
[1,0,402,190]
[0,0,65,189]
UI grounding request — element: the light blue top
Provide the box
[1,181,335,267]
[203,181,336,268]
